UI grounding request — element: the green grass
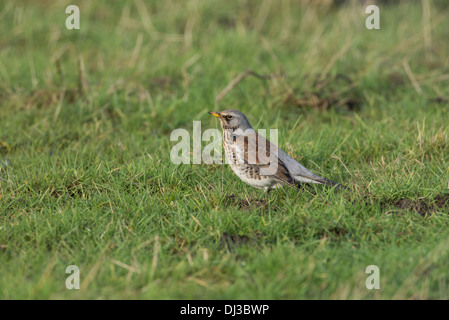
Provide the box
[1,0,449,299]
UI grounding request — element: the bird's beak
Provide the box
[208,111,220,118]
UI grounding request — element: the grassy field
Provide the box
[1,0,449,300]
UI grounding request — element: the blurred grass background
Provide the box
[1,0,449,299]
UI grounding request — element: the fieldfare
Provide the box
[209,109,346,192]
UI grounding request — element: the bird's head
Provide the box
[208,109,252,131]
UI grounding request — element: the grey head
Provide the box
[208,109,253,131]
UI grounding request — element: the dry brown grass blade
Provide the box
[214,69,284,106]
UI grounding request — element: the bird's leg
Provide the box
[263,186,272,211]
[261,187,268,201]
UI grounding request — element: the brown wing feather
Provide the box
[232,131,295,186]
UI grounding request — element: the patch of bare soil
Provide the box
[382,194,449,216]
[220,232,264,252]
[225,194,268,211]
[283,73,363,111]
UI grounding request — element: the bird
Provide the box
[208,109,346,192]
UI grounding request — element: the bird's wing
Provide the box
[234,130,343,188]
[278,148,336,186]
[231,130,294,186]
[276,147,341,187]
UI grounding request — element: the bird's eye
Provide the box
[226,115,233,120]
